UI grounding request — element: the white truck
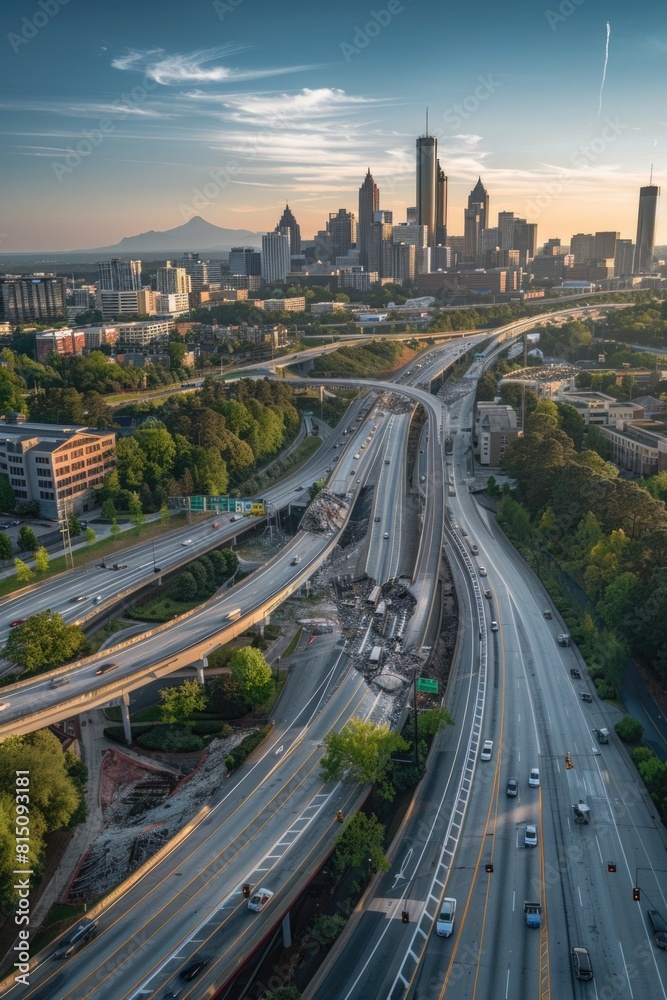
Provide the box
[573,800,591,825]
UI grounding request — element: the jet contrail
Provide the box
[598,21,611,118]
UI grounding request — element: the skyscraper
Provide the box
[261,230,291,283]
[634,183,660,274]
[229,247,262,276]
[570,234,595,261]
[97,258,142,291]
[327,209,357,259]
[0,275,66,325]
[416,118,438,245]
[593,231,619,260]
[464,178,489,261]
[614,239,635,277]
[358,170,379,270]
[436,163,447,245]
[276,204,301,255]
[156,263,191,295]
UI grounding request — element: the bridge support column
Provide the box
[281,912,292,949]
[195,656,207,685]
[120,693,132,745]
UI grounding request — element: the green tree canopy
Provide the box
[17,525,38,553]
[229,647,274,709]
[320,718,409,801]
[4,611,87,674]
[159,679,208,724]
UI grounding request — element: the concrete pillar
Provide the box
[281,912,292,949]
[195,656,208,684]
[120,693,132,745]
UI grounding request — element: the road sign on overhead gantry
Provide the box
[170,496,266,516]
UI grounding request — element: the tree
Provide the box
[17,525,38,553]
[85,526,97,546]
[0,533,11,562]
[159,503,170,526]
[557,402,585,450]
[3,611,87,674]
[263,988,302,1000]
[109,520,121,543]
[0,474,16,513]
[615,716,644,744]
[13,558,33,585]
[229,647,274,709]
[128,491,145,534]
[308,915,347,951]
[330,812,390,881]
[101,498,117,522]
[34,546,49,573]
[320,718,409,801]
[418,706,454,738]
[309,478,327,502]
[68,514,82,538]
[175,570,198,600]
[159,679,207,724]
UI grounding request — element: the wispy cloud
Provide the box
[112,47,318,85]
[198,87,378,123]
[0,99,167,119]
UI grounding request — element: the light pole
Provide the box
[276,655,281,685]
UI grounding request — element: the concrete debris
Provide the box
[299,488,349,534]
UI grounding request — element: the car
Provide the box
[350,470,356,475]
[479,566,487,576]
[78,520,88,528]
[529,768,540,787]
[95,662,119,676]
[420,475,426,482]
[524,824,538,847]
[384,458,390,465]
[356,478,361,483]
[248,887,274,912]
[581,692,593,703]
[470,544,479,555]
[557,633,570,646]
[571,946,593,981]
[461,528,467,536]
[93,595,103,604]
[419,449,424,454]
[291,556,301,566]
[295,486,304,491]
[383,532,389,539]
[212,522,220,528]
[374,516,381,523]
[570,668,581,679]
[9,619,26,628]
[354,453,361,459]
[112,563,127,570]
[506,778,518,797]
[70,595,87,603]
[179,957,210,981]
[8,520,20,527]
[647,909,667,949]
[181,539,193,546]
[490,621,499,632]
[0,523,10,529]
[436,897,457,937]
[484,589,492,600]
[0,702,10,712]
[543,610,552,619]
[481,740,493,761]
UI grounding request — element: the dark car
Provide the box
[9,619,26,628]
[180,957,209,981]
[571,946,593,981]
[374,516,381,523]
[112,563,127,570]
[506,778,518,797]
[648,909,667,949]
[95,662,119,676]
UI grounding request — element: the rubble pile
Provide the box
[299,489,349,534]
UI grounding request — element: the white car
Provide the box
[490,621,499,632]
[479,566,488,576]
[248,887,273,912]
[436,897,456,937]
[529,768,540,788]
[181,539,193,546]
[481,740,493,761]
[0,702,10,712]
[525,824,538,847]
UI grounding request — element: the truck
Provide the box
[226,608,242,621]
[572,800,591,825]
[369,646,383,666]
[524,901,542,928]
[593,727,609,744]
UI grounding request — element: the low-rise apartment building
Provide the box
[475,403,521,466]
[597,419,667,476]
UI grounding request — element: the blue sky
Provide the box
[0,0,665,251]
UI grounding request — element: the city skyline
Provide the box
[0,0,665,251]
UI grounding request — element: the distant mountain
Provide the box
[88,216,264,253]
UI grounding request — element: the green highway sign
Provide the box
[171,496,266,515]
[417,678,438,694]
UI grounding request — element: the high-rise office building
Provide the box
[276,204,301,255]
[406,207,418,225]
[358,170,380,270]
[498,212,516,251]
[513,220,537,266]
[392,243,416,286]
[570,234,595,261]
[229,247,262,276]
[261,230,291,283]
[634,183,660,273]
[391,224,429,248]
[156,263,191,295]
[480,227,501,253]
[594,231,619,260]
[0,275,67,326]
[416,120,438,245]
[436,163,448,245]
[327,209,357,260]
[464,178,489,261]
[97,258,141,291]
[369,218,393,279]
[172,253,213,290]
[614,239,635,277]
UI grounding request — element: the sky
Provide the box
[0,0,665,252]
